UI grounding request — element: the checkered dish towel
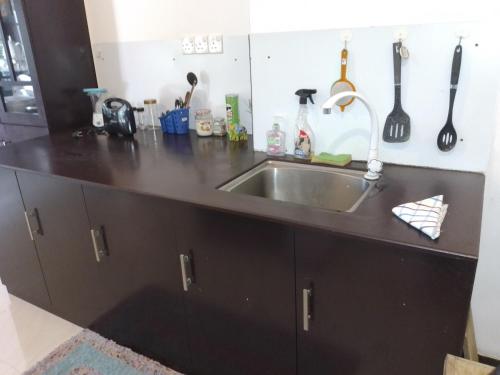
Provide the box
[392,195,448,240]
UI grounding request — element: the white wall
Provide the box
[471,92,500,359]
[251,23,496,172]
[84,0,253,132]
[92,37,253,132]
[249,0,500,33]
[84,0,250,44]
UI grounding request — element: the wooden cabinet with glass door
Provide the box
[0,0,45,126]
[0,0,97,142]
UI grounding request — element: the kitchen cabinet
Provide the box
[0,157,480,375]
[295,229,476,375]
[16,171,104,326]
[0,0,96,142]
[82,187,190,373]
[0,167,50,309]
[175,204,296,375]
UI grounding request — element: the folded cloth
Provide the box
[392,195,448,240]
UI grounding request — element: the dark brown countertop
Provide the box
[0,130,484,259]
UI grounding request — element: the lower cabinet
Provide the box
[1,168,477,375]
[16,171,104,326]
[175,204,296,375]
[82,186,190,373]
[0,168,50,309]
[295,229,476,375]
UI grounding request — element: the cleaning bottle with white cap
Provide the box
[294,89,317,160]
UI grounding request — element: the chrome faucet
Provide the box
[322,91,383,180]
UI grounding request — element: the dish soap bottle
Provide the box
[294,89,317,160]
[266,117,286,156]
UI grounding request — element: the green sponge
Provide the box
[311,153,352,167]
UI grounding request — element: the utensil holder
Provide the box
[160,108,190,135]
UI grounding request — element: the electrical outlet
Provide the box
[194,35,209,54]
[208,34,223,54]
[182,36,195,55]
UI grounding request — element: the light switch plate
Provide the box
[182,36,195,55]
[208,34,223,54]
[194,35,209,54]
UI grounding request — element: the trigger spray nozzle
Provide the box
[295,89,317,105]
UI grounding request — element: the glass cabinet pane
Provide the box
[0,43,9,81]
[1,85,38,114]
[0,0,31,82]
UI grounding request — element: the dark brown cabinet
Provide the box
[0,0,96,143]
[175,204,296,375]
[16,171,103,325]
[82,187,190,373]
[0,166,478,375]
[0,167,50,309]
[295,229,476,375]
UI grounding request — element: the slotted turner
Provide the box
[383,42,411,143]
[437,44,462,152]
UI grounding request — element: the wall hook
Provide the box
[340,30,352,49]
[393,29,408,42]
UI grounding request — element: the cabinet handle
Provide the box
[303,288,313,332]
[90,227,108,263]
[179,254,193,292]
[24,208,42,240]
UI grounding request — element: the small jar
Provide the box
[195,109,213,137]
[144,99,160,130]
[134,107,145,130]
[213,117,227,137]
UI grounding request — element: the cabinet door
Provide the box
[176,204,296,375]
[295,229,476,375]
[83,186,190,372]
[0,167,50,309]
[16,171,103,325]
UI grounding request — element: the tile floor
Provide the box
[0,295,82,375]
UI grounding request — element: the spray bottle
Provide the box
[294,89,317,160]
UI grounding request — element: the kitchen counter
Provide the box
[0,130,484,258]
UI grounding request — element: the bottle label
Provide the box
[267,137,281,147]
[294,132,311,159]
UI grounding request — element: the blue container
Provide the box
[160,108,189,135]
[160,113,175,134]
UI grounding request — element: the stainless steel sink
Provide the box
[219,161,375,213]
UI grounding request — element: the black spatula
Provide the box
[383,42,411,143]
[437,44,462,152]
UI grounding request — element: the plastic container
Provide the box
[83,88,109,128]
[213,117,227,136]
[226,94,240,141]
[266,121,286,156]
[195,109,213,137]
[144,99,160,130]
[160,108,190,135]
[134,107,145,130]
[294,89,317,160]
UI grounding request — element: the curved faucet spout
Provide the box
[322,91,382,180]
